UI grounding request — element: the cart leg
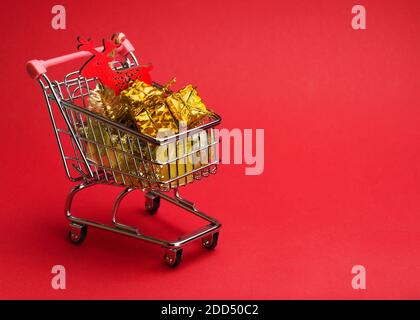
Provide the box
[152,188,222,249]
[65,181,98,244]
[65,181,98,221]
[112,187,137,233]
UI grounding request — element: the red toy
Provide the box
[78,36,153,94]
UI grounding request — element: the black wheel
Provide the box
[202,232,219,250]
[164,249,183,267]
[145,193,160,214]
[68,225,87,245]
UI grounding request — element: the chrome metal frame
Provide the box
[65,180,221,249]
[34,49,222,266]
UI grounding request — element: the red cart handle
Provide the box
[26,38,135,80]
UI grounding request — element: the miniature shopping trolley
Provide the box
[26,36,221,267]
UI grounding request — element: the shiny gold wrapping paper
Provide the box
[120,80,178,137]
[88,85,133,127]
[83,80,214,188]
[154,132,195,188]
[166,84,210,127]
[81,120,141,187]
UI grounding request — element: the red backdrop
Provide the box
[1,0,420,299]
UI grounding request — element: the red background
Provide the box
[1,0,420,299]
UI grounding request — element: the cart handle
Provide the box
[26,39,135,80]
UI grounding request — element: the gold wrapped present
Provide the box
[88,84,133,127]
[166,84,211,128]
[120,80,178,137]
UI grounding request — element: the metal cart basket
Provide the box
[26,37,221,267]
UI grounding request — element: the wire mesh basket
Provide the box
[38,54,220,191]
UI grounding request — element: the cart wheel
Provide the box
[68,224,87,245]
[145,192,160,214]
[202,232,219,250]
[164,248,183,267]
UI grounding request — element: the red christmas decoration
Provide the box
[78,36,152,94]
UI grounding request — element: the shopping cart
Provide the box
[26,37,222,267]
